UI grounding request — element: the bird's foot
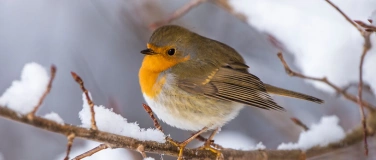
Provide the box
[167,127,208,160]
[197,127,223,160]
[198,139,223,160]
[166,137,186,160]
[197,142,223,160]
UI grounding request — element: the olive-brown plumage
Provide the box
[139,25,323,132]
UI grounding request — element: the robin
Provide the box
[139,25,323,159]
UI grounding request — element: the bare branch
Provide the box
[355,20,376,32]
[72,143,111,160]
[137,145,147,158]
[71,72,98,130]
[324,0,364,33]
[277,52,376,112]
[27,65,56,120]
[1,105,376,159]
[357,31,372,155]
[291,117,309,131]
[64,133,75,160]
[142,103,163,132]
[149,0,207,30]
[211,0,248,23]
[323,1,374,155]
[337,82,373,97]
[0,105,305,159]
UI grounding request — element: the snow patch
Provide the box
[0,62,50,114]
[214,131,265,150]
[79,93,165,143]
[43,112,64,124]
[277,115,345,150]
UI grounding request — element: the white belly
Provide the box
[143,89,244,131]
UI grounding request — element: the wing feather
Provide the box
[178,64,285,111]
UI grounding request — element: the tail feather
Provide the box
[264,84,324,104]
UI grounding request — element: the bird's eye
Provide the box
[167,49,175,55]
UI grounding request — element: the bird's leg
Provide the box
[167,127,208,160]
[198,127,223,159]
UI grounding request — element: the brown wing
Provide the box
[178,63,285,111]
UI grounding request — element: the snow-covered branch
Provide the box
[0,99,375,159]
[0,62,375,160]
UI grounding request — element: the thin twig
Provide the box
[277,52,375,111]
[337,82,373,97]
[211,0,248,23]
[27,65,56,120]
[291,117,309,131]
[355,20,376,32]
[324,0,363,33]
[357,31,372,156]
[267,34,286,52]
[64,133,76,160]
[142,103,163,132]
[71,72,98,130]
[149,0,207,30]
[72,144,110,160]
[137,145,147,158]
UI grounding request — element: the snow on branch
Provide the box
[0,63,55,116]
[278,116,346,150]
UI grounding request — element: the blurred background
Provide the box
[0,0,375,160]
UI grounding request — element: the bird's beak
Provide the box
[140,49,155,55]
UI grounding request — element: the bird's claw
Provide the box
[197,141,223,160]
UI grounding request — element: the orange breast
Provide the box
[139,54,170,98]
[139,48,190,98]
[139,67,166,98]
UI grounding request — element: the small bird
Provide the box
[139,25,323,158]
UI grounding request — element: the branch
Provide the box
[137,145,147,158]
[211,0,248,23]
[27,65,56,119]
[72,143,111,160]
[277,52,375,112]
[0,105,309,160]
[324,0,364,33]
[355,20,376,32]
[71,72,98,130]
[1,104,376,159]
[323,0,374,155]
[143,103,163,132]
[291,117,309,131]
[64,133,75,160]
[337,82,373,97]
[357,31,372,155]
[149,0,207,30]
